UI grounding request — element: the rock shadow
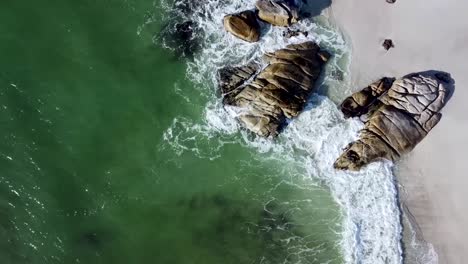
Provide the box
[300,0,332,18]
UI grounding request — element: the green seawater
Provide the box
[0,1,343,263]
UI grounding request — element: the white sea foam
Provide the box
[402,212,439,264]
[160,0,403,263]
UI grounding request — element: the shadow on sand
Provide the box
[300,0,332,18]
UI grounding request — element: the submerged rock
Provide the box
[282,28,308,38]
[223,10,261,42]
[159,20,201,59]
[218,41,330,137]
[334,72,451,170]
[256,0,301,26]
[158,0,207,59]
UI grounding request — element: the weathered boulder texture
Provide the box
[340,77,395,118]
[256,0,301,26]
[334,73,450,170]
[223,10,261,42]
[218,41,330,137]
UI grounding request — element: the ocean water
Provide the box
[0,0,403,263]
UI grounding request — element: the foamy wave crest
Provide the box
[160,0,403,263]
[239,96,402,263]
[160,0,348,94]
[161,102,239,160]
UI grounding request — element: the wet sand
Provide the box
[328,0,468,263]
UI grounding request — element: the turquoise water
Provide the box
[0,1,345,263]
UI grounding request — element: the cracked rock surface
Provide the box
[218,41,329,137]
[334,73,450,171]
[223,10,261,43]
[256,0,300,27]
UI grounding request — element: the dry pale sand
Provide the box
[328,0,468,263]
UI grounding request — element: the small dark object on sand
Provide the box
[386,0,396,3]
[383,39,394,50]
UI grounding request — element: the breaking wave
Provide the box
[159,0,403,263]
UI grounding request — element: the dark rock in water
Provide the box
[174,193,303,259]
[158,0,207,59]
[334,72,452,171]
[218,41,330,137]
[83,232,100,246]
[175,21,197,53]
[386,0,396,3]
[78,229,113,249]
[255,201,302,246]
[159,20,200,59]
[188,193,208,209]
[212,194,229,207]
[331,69,344,81]
[223,10,261,42]
[383,39,394,50]
[282,28,308,38]
[256,0,301,26]
[175,21,194,40]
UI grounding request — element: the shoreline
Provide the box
[328,0,468,263]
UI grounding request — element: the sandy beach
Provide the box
[329,0,468,263]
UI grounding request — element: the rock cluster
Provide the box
[219,42,330,137]
[334,73,450,170]
[224,0,302,42]
[218,1,453,172]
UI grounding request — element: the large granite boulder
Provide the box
[218,41,330,137]
[256,0,301,27]
[339,77,395,118]
[223,10,261,42]
[334,73,451,170]
[219,60,261,104]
